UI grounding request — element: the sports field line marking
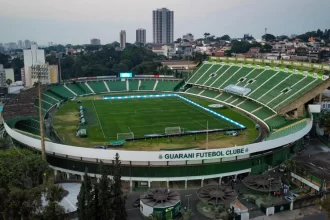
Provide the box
[92,100,106,138]
[128,126,132,133]
[178,98,233,129]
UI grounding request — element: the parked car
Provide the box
[93,145,106,149]
[284,196,294,202]
[133,199,140,208]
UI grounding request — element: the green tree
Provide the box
[5,78,12,86]
[98,161,113,220]
[0,138,10,150]
[319,196,330,219]
[147,213,163,220]
[77,168,96,220]
[42,185,65,220]
[112,153,127,220]
[220,35,231,41]
[262,33,276,41]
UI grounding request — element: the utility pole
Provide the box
[31,64,49,160]
[185,194,192,211]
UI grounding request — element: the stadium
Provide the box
[3,57,329,190]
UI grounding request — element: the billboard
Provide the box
[120,72,133,78]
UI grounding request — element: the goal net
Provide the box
[117,132,134,140]
[165,127,181,135]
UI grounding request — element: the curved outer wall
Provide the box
[5,114,312,180]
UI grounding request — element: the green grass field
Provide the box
[54,93,258,149]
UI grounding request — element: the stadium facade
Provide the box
[4,57,327,190]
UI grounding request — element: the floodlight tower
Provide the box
[31,64,49,160]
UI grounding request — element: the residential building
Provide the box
[120,30,126,49]
[29,64,58,86]
[24,40,31,49]
[183,33,194,42]
[0,65,6,87]
[153,8,174,44]
[9,42,17,50]
[4,68,15,83]
[23,44,45,87]
[18,40,23,49]
[136,29,146,46]
[0,46,4,54]
[90,38,101,45]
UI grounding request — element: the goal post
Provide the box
[117,132,134,140]
[165,127,181,135]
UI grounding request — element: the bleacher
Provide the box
[14,119,40,135]
[129,80,139,91]
[184,86,287,129]
[187,63,323,112]
[87,81,108,93]
[106,80,127,91]
[49,85,75,98]
[155,80,181,91]
[65,83,86,95]
[265,120,307,141]
[139,80,156,91]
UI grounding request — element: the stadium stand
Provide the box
[139,80,156,91]
[265,119,307,141]
[87,81,108,93]
[106,80,127,91]
[129,80,140,91]
[65,83,86,95]
[186,62,323,113]
[49,85,75,98]
[184,86,288,129]
[15,119,40,135]
[155,80,181,91]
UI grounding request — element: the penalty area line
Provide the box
[92,100,106,138]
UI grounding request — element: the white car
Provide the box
[284,196,294,202]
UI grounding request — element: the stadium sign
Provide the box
[159,147,248,160]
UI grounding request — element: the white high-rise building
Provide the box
[23,44,45,87]
[120,30,126,49]
[136,29,146,46]
[153,8,174,44]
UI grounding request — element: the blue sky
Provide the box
[0,0,329,45]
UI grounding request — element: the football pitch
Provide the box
[83,96,239,140]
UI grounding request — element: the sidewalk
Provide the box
[267,205,323,220]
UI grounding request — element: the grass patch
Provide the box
[53,93,258,149]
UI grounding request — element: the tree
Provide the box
[319,196,330,219]
[0,138,10,150]
[174,38,182,43]
[220,35,231,41]
[181,208,194,220]
[147,213,163,220]
[260,44,273,53]
[77,168,96,220]
[98,161,113,220]
[112,153,127,220]
[42,185,65,220]
[262,34,276,41]
[5,78,12,86]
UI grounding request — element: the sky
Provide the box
[0,0,329,46]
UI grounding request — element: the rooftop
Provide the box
[294,152,330,182]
